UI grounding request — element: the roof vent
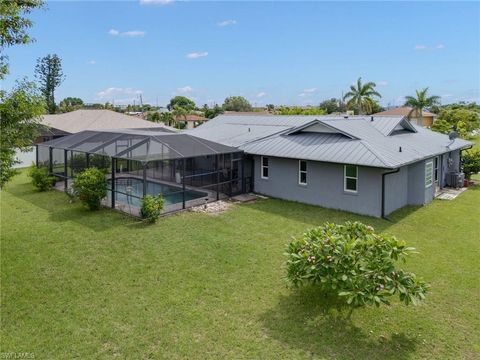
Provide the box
[248,127,251,132]
[370,116,374,122]
[344,116,348,119]
[399,146,402,152]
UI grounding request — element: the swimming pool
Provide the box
[108,177,208,207]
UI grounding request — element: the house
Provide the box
[188,114,472,218]
[175,114,208,130]
[374,106,437,127]
[38,109,172,143]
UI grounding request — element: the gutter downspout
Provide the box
[381,168,400,219]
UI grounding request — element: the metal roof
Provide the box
[38,128,239,163]
[189,115,473,169]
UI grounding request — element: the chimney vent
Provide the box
[371,116,374,121]
[399,146,402,152]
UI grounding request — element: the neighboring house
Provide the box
[175,114,208,130]
[189,114,472,218]
[38,109,172,143]
[13,109,173,169]
[374,106,437,127]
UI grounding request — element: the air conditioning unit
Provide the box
[447,172,465,188]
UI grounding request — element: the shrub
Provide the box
[73,167,107,210]
[285,222,429,308]
[140,194,164,223]
[462,148,480,180]
[28,165,55,191]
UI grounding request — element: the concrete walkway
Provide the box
[435,187,468,200]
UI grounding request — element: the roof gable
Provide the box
[284,120,359,139]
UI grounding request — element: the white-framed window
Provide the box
[261,156,269,179]
[344,165,358,193]
[425,161,433,188]
[298,160,307,185]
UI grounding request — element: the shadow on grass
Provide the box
[5,181,133,232]
[260,287,418,360]
[243,197,421,233]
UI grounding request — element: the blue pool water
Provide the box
[108,177,208,207]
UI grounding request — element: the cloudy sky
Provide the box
[4,0,479,107]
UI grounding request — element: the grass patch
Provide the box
[1,170,479,359]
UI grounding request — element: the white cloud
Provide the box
[108,29,145,38]
[87,60,96,65]
[218,19,237,27]
[377,80,388,86]
[186,51,208,59]
[177,86,193,93]
[256,92,267,98]
[303,88,317,93]
[96,87,143,103]
[414,44,445,51]
[140,0,174,5]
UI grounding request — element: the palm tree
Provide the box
[171,105,188,129]
[343,77,382,115]
[404,88,440,122]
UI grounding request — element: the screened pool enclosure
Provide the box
[37,129,245,216]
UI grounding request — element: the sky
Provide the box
[3,0,480,107]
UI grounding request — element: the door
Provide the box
[434,157,440,193]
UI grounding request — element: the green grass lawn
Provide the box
[1,171,479,359]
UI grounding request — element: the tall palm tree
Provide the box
[343,77,382,115]
[404,88,440,121]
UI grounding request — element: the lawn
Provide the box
[1,170,479,359]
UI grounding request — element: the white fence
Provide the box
[13,148,36,168]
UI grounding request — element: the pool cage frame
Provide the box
[36,129,245,216]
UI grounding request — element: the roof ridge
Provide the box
[358,140,391,168]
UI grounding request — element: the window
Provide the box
[298,160,307,185]
[261,156,269,179]
[344,165,358,193]
[425,161,433,188]
[434,157,439,182]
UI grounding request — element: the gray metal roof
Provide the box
[39,128,239,162]
[189,115,473,169]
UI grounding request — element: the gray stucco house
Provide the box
[189,115,472,218]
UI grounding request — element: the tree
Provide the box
[0,81,45,188]
[160,112,175,126]
[203,104,224,119]
[0,0,44,188]
[319,98,346,114]
[222,96,253,112]
[266,104,275,112]
[0,0,44,79]
[167,96,195,112]
[285,222,429,310]
[58,97,83,113]
[171,105,188,129]
[404,88,440,121]
[343,78,381,115]
[35,54,65,114]
[436,108,479,135]
[275,106,327,115]
[145,111,160,122]
[461,149,480,180]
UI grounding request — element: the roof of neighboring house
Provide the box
[175,114,208,122]
[374,106,437,117]
[40,109,174,134]
[38,128,238,162]
[188,114,472,169]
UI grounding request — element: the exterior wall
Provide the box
[383,166,409,215]
[253,156,383,217]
